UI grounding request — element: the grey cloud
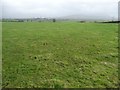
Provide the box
[2,0,119,20]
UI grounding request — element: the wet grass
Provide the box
[2,22,118,88]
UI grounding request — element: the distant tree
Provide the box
[53,19,56,22]
[94,21,97,23]
[80,21,85,23]
[18,20,24,22]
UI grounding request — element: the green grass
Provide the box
[2,22,118,88]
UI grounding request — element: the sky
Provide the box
[2,0,119,20]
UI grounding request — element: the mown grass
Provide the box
[2,22,118,88]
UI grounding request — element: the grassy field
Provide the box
[2,22,118,88]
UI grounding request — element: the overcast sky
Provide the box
[2,0,119,20]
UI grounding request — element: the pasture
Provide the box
[2,22,118,88]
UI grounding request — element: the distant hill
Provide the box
[57,14,116,21]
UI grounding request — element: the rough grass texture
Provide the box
[2,22,118,88]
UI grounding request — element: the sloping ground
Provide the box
[2,22,118,88]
